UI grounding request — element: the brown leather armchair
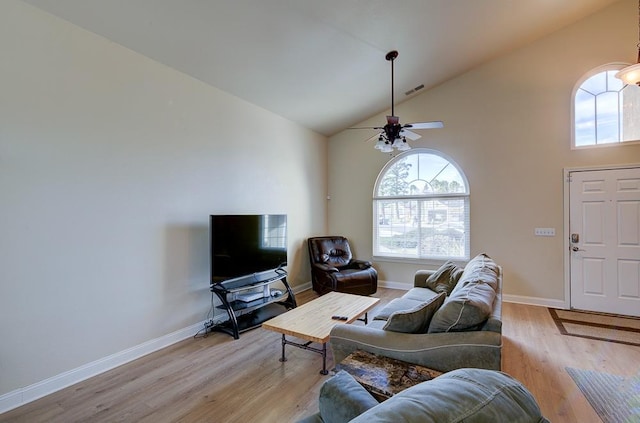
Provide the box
[307,236,377,296]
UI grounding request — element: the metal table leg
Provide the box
[279,334,287,362]
[278,334,329,375]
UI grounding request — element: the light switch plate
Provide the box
[534,228,555,236]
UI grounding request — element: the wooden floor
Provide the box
[2,288,640,422]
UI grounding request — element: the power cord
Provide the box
[193,291,217,339]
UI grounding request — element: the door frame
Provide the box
[563,163,640,311]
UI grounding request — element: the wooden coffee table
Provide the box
[262,291,380,374]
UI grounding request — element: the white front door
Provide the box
[569,167,640,317]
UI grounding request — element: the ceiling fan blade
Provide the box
[404,121,444,130]
[348,126,385,130]
[363,132,384,143]
[400,129,421,141]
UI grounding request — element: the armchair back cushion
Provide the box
[309,236,353,268]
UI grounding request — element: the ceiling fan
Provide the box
[357,50,443,153]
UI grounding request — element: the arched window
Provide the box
[373,149,470,261]
[573,64,640,148]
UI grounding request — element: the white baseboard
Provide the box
[380,279,567,309]
[0,320,205,414]
[297,280,567,310]
[293,281,312,293]
[378,279,411,291]
[0,282,566,415]
[297,280,410,292]
[0,282,317,414]
[502,294,567,309]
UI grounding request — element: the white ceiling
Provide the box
[22,0,620,136]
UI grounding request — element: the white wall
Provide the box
[328,0,640,302]
[0,0,327,397]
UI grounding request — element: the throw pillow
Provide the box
[425,261,464,295]
[426,261,464,295]
[373,297,438,321]
[319,371,379,423]
[383,292,446,334]
[427,283,496,333]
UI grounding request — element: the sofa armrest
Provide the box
[482,317,502,333]
[319,371,378,423]
[414,270,436,288]
[296,414,323,423]
[296,370,379,423]
[330,324,502,372]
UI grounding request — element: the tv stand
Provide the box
[209,269,296,339]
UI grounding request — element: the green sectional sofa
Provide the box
[330,253,503,372]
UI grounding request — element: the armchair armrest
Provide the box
[350,259,372,269]
[414,270,437,288]
[330,324,502,372]
[312,263,339,273]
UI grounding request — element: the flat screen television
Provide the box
[210,214,287,285]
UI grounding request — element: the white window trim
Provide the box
[372,148,470,263]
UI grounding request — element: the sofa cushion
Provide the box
[428,254,499,333]
[402,287,441,303]
[318,371,379,423]
[459,253,500,290]
[425,260,464,295]
[349,368,549,423]
[366,319,386,330]
[382,292,446,334]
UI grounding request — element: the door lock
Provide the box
[571,233,579,243]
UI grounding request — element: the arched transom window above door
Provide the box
[573,64,640,148]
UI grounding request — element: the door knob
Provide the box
[572,246,585,252]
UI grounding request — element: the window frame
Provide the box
[571,63,640,150]
[372,148,470,264]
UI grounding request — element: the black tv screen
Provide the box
[210,214,287,285]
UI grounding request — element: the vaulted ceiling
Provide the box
[22,0,620,136]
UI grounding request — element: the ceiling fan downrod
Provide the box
[382,50,404,148]
[386,50,398,117]
[364,49,442,154]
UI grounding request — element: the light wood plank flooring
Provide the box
[1,288,639,422]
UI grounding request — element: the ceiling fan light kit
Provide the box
[616,63,640,85]
[615,0,640,86]
[360,50,443,154]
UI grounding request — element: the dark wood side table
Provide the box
[335,350,443,401]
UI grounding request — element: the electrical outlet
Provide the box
[534,228,555,236]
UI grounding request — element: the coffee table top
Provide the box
[336,350,443,401]
[262,291,379,344]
